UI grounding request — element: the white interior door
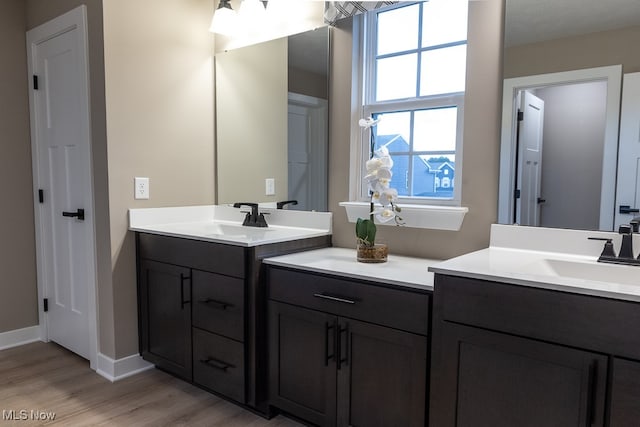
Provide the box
[288,103,311,210]
[517,91,545,226]
[27,6,97,364]
[615,72,640,229]
[287,93,328,212]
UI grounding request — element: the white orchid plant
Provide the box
[356,116,403,247]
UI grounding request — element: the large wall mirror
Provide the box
[499,0,640,231]
[215,26,330,212]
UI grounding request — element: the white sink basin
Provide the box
[522,258,639,286]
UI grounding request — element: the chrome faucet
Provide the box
[232,202,268,227]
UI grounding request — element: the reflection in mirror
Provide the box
[499,0,640,231]
[215,27,329,212]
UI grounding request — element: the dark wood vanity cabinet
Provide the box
[136,232,330,414]
[267,265,430,427]
[610,357,640,426]
[430,274,640,427]
[138,259,192,381]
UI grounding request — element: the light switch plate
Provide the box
[134,177,149,199]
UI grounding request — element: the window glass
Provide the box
[375,54,418,101]
[414,107,458,152]
[422,0,468,47]
[420,45,467,96]
[372,111,411,153]
[377,4,420,55]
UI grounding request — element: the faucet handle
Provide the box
[619,224,632,234]
[587,237,617,259]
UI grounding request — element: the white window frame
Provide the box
[350,1,466,207]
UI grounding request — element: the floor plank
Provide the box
[0,342,303,427]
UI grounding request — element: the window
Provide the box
[359,0,468,204]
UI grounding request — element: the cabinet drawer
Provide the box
[137,233,246,278]
[193,328,245,404]
[268,267,430,336]
[192,270,244,341]
[436,274,640,359]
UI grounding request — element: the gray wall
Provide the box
[329,0,505,259]
[0,0,38,334]
[535,82,607,230]
[504,25,640,78]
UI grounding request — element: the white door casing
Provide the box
[27,6,98,368]
[516,91,545,226]
[499,65,622,230]
[615,72,640,229]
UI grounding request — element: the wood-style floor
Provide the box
[0,342,302,427]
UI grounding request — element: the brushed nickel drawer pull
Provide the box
[313,293,356,305]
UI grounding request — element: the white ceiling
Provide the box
[505,0,640,47]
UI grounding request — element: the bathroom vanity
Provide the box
[429,225,640,427]
[263,248,437,427]
[130,205,332,414]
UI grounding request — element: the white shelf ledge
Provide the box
[339,201,468,231]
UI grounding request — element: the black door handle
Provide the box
[62,209,85,220]
[619,205,639,214]
[537,198,546,204]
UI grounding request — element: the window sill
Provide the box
[339,201,468,231]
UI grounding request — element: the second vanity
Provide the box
[429,224,640,427]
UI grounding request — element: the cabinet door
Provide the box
[609,357,640,426]
[430,322,607,427]
[139,259,192,380]
[336,318,427,427]
[268,301,337,427]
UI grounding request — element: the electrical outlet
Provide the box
[265,178,275,196]
[134,177,149,199]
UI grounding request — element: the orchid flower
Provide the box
[358,116,380,129]
[355,116,404,247]
[370,206,397,223]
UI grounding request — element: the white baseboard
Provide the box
[0,326,42,351]
[96,352,154,382]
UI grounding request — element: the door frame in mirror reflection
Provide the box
[288,92,328,212]
[498,65,622,231]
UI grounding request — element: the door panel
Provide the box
[139,260,192,381]
[609,357,640,426]
[336,319,427,427]
[517,91,545,226]
[29,8,94,361]
[268,302,336,427]
[431,322,606,427]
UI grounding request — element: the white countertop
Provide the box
[129,205,332,247]
[264,247,439,291]
[429,224,640,302]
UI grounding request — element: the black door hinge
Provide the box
[514,189,521,199]
[43,298,48,312]
[33,75,39,90]
[517,110,524,121]
[38,189,44,204]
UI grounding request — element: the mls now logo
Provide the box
[2,409,56,421]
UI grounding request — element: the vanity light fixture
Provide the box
[210,0,238,35]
